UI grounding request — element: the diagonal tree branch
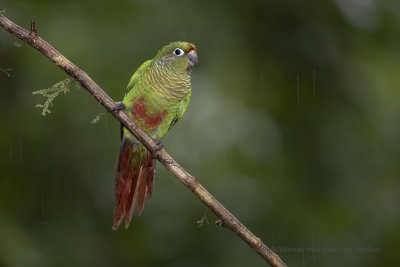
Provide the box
[0,14,287,267]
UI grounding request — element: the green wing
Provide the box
[124,59,152,96]
[169,90,191,130]
[120,59,152,140]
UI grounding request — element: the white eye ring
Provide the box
[173,48,185,56]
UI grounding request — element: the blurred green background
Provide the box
[1,0,399,266]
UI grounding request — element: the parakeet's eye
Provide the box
[173,48,185,56]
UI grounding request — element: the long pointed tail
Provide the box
[113,137,155,230]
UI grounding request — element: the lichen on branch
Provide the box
[32,77,75,116]
[0,67,12,77]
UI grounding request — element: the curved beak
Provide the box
[187,49,198,70]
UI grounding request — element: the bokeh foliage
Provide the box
[1,0,399,266]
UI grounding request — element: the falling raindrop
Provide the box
[41,193,45,217]
[297,73,300,107]
[313,68,316,97]
[19,136,23,165]
[312,232,316,265]
[9,141,13,162]
[104,111,111,145]
[259,68,265,104]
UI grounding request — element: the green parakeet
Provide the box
[113,41,198,230]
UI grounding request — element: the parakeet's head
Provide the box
[155,41,198,74]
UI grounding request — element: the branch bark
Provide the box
[0,14,287,267]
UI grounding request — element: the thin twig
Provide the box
[0,14,287,267]
[197,209,210,227]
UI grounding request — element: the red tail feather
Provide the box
[113,138,155,230]
[145,152,155,199]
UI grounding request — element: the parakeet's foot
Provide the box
[155,140,163,151]
[152,140,163,159]
[111,101,126,113]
